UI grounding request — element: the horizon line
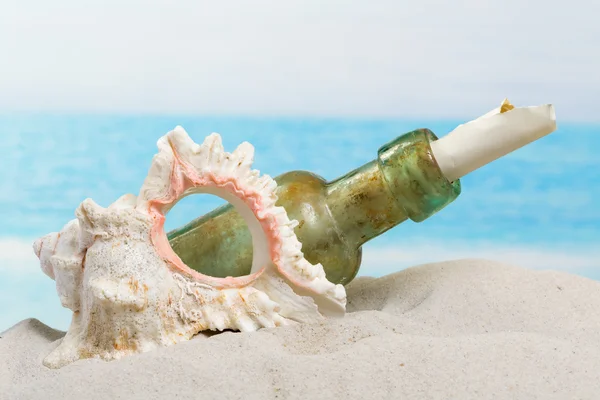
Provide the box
[0,109,597,127]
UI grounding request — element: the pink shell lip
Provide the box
[146,132,346,316]
[147,136,282,290]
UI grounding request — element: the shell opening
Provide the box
[164,189,268,276]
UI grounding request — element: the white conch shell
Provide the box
[34,126,346,369]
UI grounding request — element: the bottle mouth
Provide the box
[377,129,461,223]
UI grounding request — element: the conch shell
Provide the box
[34,127,346,369]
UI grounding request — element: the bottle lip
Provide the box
[377,129,461,223]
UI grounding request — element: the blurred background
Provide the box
[1,0,598,332]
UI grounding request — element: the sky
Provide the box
[0,1,599,332]
[1,0,599,120]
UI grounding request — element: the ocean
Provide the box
[0,113,598,331]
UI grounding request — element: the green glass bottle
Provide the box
[167,128,461,285]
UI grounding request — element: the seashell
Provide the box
[33,126,346,369]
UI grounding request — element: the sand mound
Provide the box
[2,259,599,399]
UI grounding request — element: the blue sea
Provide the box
[1,114,598,331]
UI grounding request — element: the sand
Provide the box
[1,259,599,400]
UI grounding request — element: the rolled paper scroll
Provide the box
[430,99,557,182]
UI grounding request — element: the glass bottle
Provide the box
[167,128,461,285]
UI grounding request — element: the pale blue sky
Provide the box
[1,0,599,120]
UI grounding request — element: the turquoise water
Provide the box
[0,114,598,331]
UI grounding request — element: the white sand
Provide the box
[2,259,599,399]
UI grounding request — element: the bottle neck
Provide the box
[325,129,462,248]
[325,159,408,247]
